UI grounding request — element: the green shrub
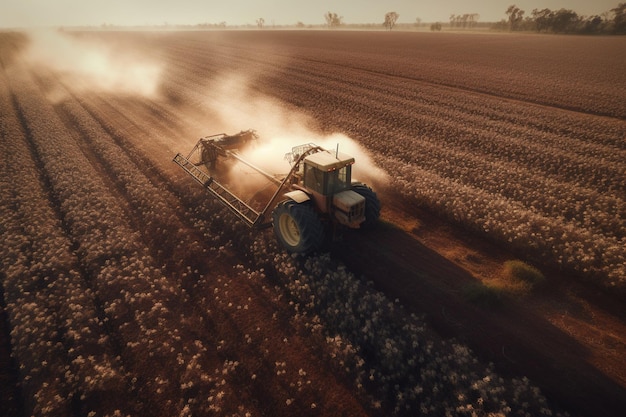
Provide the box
[504,260,545,287]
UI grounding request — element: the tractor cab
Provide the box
[301,150,365,227]
[302,150,354,195]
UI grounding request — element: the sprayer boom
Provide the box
[173,152,266,227]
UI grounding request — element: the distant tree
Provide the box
[256,18,265,29]
[383,11,399,30]
[613,2,626,33]
[506,5,525,30]
[551,9,580,33]
[430,22,442,31]
[531,8,553,32]
[414,17,422,27]
[582,15,605,33]
[468,13,480,28]
[324,11,343,28]
[449,13,479,28]
[501,2,623,34]
[449,14,457,27]
[296,21,305,28]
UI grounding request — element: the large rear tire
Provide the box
[352,184,381,230]
[272,200,324,253]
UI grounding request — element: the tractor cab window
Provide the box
[304,163,325,194]
[327,165,351,194]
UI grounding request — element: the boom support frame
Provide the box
[173,137,323,229]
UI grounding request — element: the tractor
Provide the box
[173,129,380,253]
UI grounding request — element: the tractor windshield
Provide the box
[304,163,351,195]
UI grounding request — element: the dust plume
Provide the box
[22,30,162,98]
[200,73,389,197]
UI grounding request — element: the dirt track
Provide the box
[334,195,626,417]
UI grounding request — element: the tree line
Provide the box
[449,14,480,28]
[251,3,626,34]
[499,3,626,34]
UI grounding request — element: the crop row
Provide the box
[0,70,132,416]
[161,30,626,119]
[220,41,625,291]
[245,237,566,416]
[65,67,571,414]
[277,31,626,119]
[72,72,568,415]
[4,65,265,416]
[171,33,625,291]
[1,31,595,416]
[387,156,624,287]
[32,65,377,416]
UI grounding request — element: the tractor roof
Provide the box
[305,149,354,171]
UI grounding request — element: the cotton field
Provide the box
[1,29,625,417]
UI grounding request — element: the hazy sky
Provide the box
[1,0,619,28]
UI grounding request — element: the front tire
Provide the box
[272,200,324,253]
[352,184,381,230]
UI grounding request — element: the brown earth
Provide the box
[0,284,24,417]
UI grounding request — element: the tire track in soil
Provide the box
[0,63,27,417]
[45,75,372,416]
[332,193,626,417]
[0,275,25,417]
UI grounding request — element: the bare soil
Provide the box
[0,282,24,417]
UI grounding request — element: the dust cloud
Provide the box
[200,72,389,195]
[22,30,162,98]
